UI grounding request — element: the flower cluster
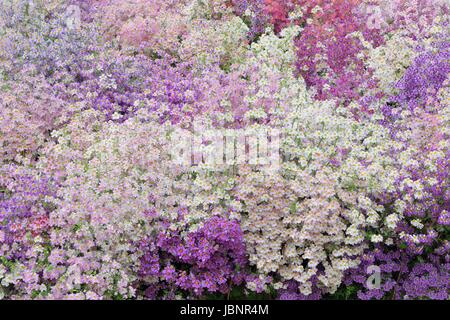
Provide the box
[0,164,55,299]
[139,216,252,299]
[0,0,448,300]
[344,27,450,300]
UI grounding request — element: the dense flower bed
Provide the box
[0,0,448,300]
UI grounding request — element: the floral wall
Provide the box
[0,0,448,300]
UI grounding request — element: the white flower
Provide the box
[112,112,123,120]
[371,234,383,243]
[385,213,399,229]
[394,199,406,214]
[410,219,424,229]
